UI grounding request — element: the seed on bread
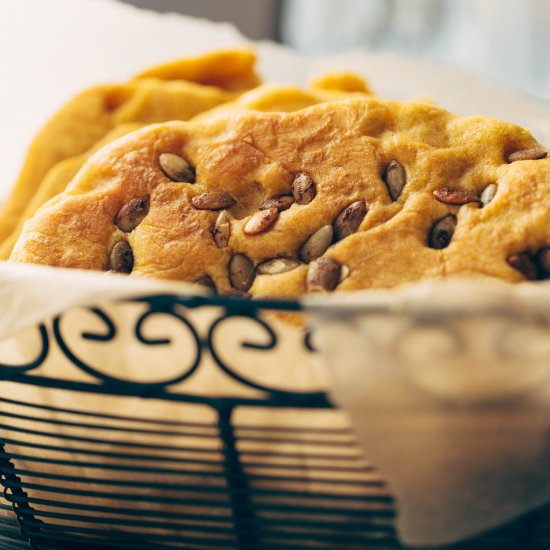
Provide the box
[229,254,255,291]
[259,195,294,212]
[159,153,196,183]
[244,207,279,235]
[383,160,407,201]
[480,184,497,207]
[192,192,236,211]
[114,196,150,232]
[340,264,350,282]
[110,241,134,273]
[429,215,457,250]
[306,257,342,292]
[292,172,316,205]
[212,211,230,248]
[257,258,301,275]
[433,188,479,205]
[300,225,334,263]
[334,201,367,241]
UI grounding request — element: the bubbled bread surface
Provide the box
[10,97,550,298]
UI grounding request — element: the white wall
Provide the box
[282,0,550,102]
[120,0,280,40]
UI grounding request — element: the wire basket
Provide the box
[0,294,548,549]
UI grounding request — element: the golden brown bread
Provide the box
[0,50,259,248]
[0,123,145,260]
[10,97,550,297]
[0,67,371,262]
[133,49,261,91]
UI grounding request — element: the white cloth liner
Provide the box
[306,279,550,545]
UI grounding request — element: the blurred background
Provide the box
[121,0,550,102]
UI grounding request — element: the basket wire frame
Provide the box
[0,294,547,549]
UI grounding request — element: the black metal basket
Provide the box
[0,294,548,549]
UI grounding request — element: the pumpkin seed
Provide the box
[334,201,367,241]
[114,196,150,232]
[306,258,341,292]
[300,225,333,263]
[259,195,294,212]
[480,184,497,207]
[229,254,255,291]
[428,215,457,250]
[159,153,195,182]
[109,241,134,273]
[383,160,406,201]
[192,192,235,211]
[244,208,279,235]
[212,211,230,248]
[257,258,301,275]
[433,188,479,205]
[292,172,316,205]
